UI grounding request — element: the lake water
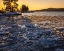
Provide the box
[22,11,64,16]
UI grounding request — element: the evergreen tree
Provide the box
[3,0,18,12]
[21,5,29,12]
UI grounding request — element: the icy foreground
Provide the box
[0,15,64,51]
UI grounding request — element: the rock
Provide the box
[25,23,34,28]
[0,32,8,36]
[25,41,33,46]
[8,27,14,33]
[55,48,63,51]
[17,37,26,42]
[36,35,64,48]
[11,24,18,28]
[26,32,38,40]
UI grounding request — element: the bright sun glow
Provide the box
[11,2,14,6]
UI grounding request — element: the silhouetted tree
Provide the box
[21,5,29,12]
[3,0,18,12]
[26,6,29,11]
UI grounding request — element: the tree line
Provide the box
[2,0,29,13]
[34,8,64,12]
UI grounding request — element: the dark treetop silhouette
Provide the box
[21,5,29,13]
[3,0,18,12]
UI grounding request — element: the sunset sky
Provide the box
[0,0,64,10]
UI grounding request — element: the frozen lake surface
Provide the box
[0,13,64,51]
[22,11,64,16]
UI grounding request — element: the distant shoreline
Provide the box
[29,8,64,12]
